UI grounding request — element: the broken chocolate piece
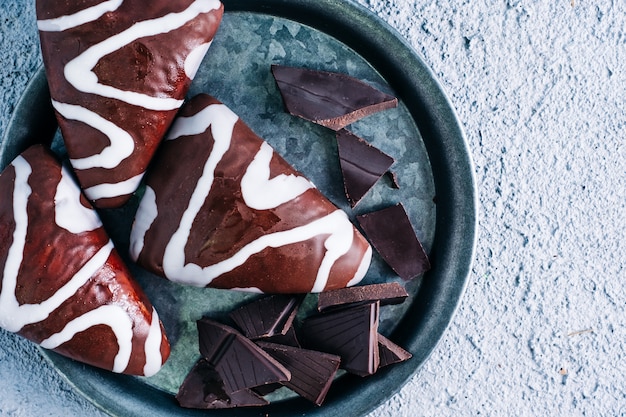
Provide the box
[378,334,412,368]
[257,341,341,406]
[271,65,398,131]
[356,203,431,281]
[386,170,401,189]
[196,317,290,393]
[130,93,372,293]
[301,301,380,377]
[336,129,395,207]
[176,359,268,409]
[229,295,303,339]
[317,283,408,312]
[263,325,301,348]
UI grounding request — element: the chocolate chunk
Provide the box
[271,65,398,131]
[386,170,401,189]
[378,334,412,368]
[317,283,408,312]
[301,301,380,377]
[229,295,303,339]
[356,203,431,281]
[336,129,395,207]
[257,341,341,406]
[176,359,268,409]
[196,318,290,393]
[263,325,301,347]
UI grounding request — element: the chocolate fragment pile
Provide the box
[336,129,395,208]
[357,203,431,281]
[177,283,412,408]
[271,65,398,131]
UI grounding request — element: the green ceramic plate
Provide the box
[0,0,476,415]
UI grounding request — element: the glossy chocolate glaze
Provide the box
[0,145,169,376]
[36,0,224,208]
[131,94,372,293]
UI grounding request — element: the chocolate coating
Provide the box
[271,65,398,131]
[0,145,169,376]
[36,0,224,208]
[131,94,372,293]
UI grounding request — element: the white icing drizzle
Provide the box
[240,142,314,210]
[160,104,238,280]
[55,163,103,234]
[230,287,264,293]
[40,304,134,374]
[63,0,222,111]
[129,186,158,262]
[37,0,123,32]
[184,41,212,79]
[0,156,32,332]
[83,172,144,201]
[52,100,134,170]
[0,239,114,333]
[346,245,372,287]
[143,307,164,377]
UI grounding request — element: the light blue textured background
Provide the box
[1,1,625,416]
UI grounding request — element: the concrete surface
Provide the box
[1,0,625,416]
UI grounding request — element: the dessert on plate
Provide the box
[0,145,170,376]
[130,93,372,294]
[36,0,224,208]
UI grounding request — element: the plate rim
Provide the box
[1,0,477,416]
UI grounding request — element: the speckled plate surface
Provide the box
[0,0,476,415]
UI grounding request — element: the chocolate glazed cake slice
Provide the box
[36,0,224,208]
[130,94,372,293]
[0,146,169,376]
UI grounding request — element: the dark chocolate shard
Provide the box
[386,170,401,189]
[301,301,380,377]
[229,295,303,340]
[257,341,341,406]
[356,203,431,281]
[378,334,412,368]
[264,325,301,348]
[336,129,395,207]
[317,283,408,312]
[176,359,268,409]
[271,65,398,131]
[197,318,291,393]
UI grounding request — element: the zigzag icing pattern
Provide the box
[131,94,372,293]
[0,146,169,376]
[36,0,224,208]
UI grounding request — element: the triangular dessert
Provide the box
[257,341,341,406]
[0,145,169,376]
[301,301,380,377]
[229,295,303,339]
[197,318,290,394]
[36,0,224,208]
[130,93,372,293]
[317,282,408,312]
[176,359,269,409]
[272,65,398,131]
[336,129,395,207]
[356,203,431,280]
